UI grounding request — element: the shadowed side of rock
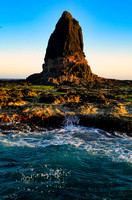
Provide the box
[44,11,85,62]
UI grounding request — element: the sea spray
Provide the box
[63,115,80,129]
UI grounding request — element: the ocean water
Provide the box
[0,116,132,200]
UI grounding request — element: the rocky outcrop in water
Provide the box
[27,11,96,85]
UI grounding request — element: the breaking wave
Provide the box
[0,119,132,199]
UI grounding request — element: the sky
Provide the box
[0,0,132,80]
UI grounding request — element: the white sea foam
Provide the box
[0,124,132,163]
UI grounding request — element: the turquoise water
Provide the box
[0,119,132,199]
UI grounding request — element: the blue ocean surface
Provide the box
[0,117,132,199]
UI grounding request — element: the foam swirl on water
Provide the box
[0,125,131,163]
[0,122,132,199]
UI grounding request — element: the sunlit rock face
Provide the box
[27,11,96,85]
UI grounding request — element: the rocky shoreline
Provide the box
[1,12,131,136]
[0,80,131,136]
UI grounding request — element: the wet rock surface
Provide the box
[0,81,131,135]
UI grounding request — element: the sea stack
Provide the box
[27,11,96,85]
[44,11,85,62]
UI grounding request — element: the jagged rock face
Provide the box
[41,56,94,85]
[44,11,85,62]
[42,56,92,79]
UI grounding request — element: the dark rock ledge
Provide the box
[0,113,131,136]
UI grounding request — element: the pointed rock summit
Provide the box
[45,11,85,62]
[27,11,96,85]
